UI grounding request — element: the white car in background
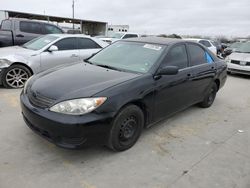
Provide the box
[98,32,140,44]
[185,38,217,55]
[0,34,108,88]
[227,41,250,75]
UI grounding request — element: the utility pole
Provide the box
[72,0,75,29]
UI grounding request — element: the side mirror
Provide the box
[158,66,179,75]
[48,45,58,52]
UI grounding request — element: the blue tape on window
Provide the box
[205,52,213,64]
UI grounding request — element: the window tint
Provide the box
[1,20,12,30]
[44,24,63,34]
[199,40,211,47]
[20,21,42,34]
[123,34,138,39]
[188,44,207,66]
[54,38,77,51]
[78,38,101,49]
[164,45,188,69]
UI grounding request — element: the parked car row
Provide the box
[0,34,108,88]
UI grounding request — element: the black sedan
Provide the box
[20,37,227,151]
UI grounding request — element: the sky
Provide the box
[1,0,250,37]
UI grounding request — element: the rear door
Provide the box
[186,43,216,102]
[77,38,102,60]
[40,37,80,72]
[15,21,42,45]
[153,44,195,121]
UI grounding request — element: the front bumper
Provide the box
[227,63,250,75]
[20,93,114,149]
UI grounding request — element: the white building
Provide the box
[107,25,129,33]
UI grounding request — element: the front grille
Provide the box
[28,91,55,108]
[231,60,240,64]
[24,115,52,140]
[231,60,250,66]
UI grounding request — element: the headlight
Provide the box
[49,97,107,115]
[23,76,33,94]
[225,58,230,63]
[0,59,12,68]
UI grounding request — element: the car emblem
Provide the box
[240,61,246,66]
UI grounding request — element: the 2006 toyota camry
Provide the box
[20,37,227,151]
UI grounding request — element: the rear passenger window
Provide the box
[43,24,63,34]
[20,21,42,34]
[188,44,207,66]
[54,38,77,51]
[78,38,101,49]
[199,40,211,47]
[1,20,12,30]
[164,45,188,69]
[123,34,138,39]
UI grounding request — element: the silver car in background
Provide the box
[0,34,108,88]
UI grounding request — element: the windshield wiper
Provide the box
[95,64,122,71]
[84,59,93,64]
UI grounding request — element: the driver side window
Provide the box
[53,38,77,51]
[163,44,188,69]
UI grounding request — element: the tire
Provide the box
[108,105,144,152]
[199,82,218,108]
[2,64,32,89]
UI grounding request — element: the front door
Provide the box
[40,37,80,72]
[153,44,195,122]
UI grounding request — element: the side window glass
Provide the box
[205,52,214,64]
[188,44,208,66]
[78,38,101,49]
[164,45,188,69]
[54,38,77,51]
[1,20,12,30]
[199,40,211,47]
[20,21,42,34]
[123,34,138,39]
[44,24,63,34]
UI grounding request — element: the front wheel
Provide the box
[199,83,218,108]
[108,105,144,152]
[2,65,32,89]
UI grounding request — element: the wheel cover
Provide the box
[119,116,137,143]
[6,68,29,88]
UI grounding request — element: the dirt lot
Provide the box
[0,75,250,188]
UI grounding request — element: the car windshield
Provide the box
[230,42,242,49]
[108,33,124,39]
[235,42,250,53]
[22,35,59,50]
[88,41,165,73]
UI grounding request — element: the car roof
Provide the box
[123,37,183,45]
[47,34,91,38]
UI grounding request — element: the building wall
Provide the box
[108,25,129,33]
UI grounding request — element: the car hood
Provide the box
[30,62,141,102]
[0,46,39,61]
[229,52,250,62]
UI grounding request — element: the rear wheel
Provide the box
[2,65,32,89]
[108,105,144,152]
[199,82,218,108]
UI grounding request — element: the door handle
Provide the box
[16,34,24,38]
[70,54,78,58]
